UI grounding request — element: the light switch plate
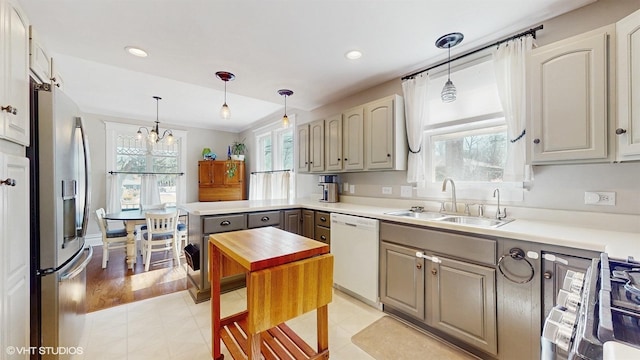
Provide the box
[343,182,349,192]
[401,186,412,198]
[349,184,355,194]
[382,186,392,195]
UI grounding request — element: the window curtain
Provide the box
[493,36,534,182]
[249,172,291,200]
[140,174,161,207]
[107,174,122,213]
[401,74,429,185]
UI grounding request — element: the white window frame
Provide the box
[105,121,188,207]
[252,115,296,198]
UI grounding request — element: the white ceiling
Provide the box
[18,0,595,132]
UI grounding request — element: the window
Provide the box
[417,56,522,201]
[252,116,296,199]
[106,122,187,210]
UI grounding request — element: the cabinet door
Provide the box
[528,27,610,163]
[1,154,30,357]
[223,161,244,185]
[324,114,343,171]
[198,161,214,186]
[309,119,325,172]
[431,256,497,356]
[342,106,364,171]
[0,1,30,146]
[282,209,302,235]
[296,124,310,172]
[302,209,315,239]
[616,9,640,160]
[364,97,394,169]
[379,241,425,321]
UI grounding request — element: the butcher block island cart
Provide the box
[209,227,334,360]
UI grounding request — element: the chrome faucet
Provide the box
[441,178,457,213]
[493,188,507,220]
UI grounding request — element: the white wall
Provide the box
[282,0,640,215]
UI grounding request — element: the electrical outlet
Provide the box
[584,191,616,206]
[382,186,392,195]
[349,184,355,194]
[401,186,412,198]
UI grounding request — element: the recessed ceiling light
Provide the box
[125,46,148,58]
[345,50,362,60]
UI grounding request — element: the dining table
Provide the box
[103,208,184,270]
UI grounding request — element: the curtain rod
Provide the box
[109,171,184,176]
[401,24,543,81]
[251,169,291,174]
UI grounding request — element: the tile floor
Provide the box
[75,288,385,359]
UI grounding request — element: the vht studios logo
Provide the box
[6,346,84,356]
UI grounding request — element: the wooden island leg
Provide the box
[317,304,329,358]
[211,242,223,360]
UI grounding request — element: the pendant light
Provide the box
[435,32,464,103]
[278,89,293,128]
[136,96,173,144]
[216,71,235,119]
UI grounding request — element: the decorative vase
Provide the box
[231,155,245,161]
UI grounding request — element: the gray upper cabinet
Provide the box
[324,114,343,172]
[342,106,365,171]
[364,95,406,170]
[296,124,310,172]
[309,119,325,172]
[430,256,497,357]
[616,9,640,161]
[528,25,613,164]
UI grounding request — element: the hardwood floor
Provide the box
[86,245,187,312]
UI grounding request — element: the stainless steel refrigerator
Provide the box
[28,82,92,359]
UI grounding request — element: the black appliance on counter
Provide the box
[542,253,640,359]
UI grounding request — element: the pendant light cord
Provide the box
[447,46,451,81]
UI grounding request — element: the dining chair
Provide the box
[141,210,180,271]
[95,208,129,269]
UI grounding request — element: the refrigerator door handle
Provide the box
[60,246,93,281]
[76,117,91,238]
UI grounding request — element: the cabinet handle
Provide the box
[1,178,16,186]
[344,158,348,161]
[616,128,627,135]
[320,217,326,222]
[338,158,341,161]
[416,263,422,270]
[220,220,231,226]
[320,235,326,240]
[310,161,313,164]
[305,161,308,165]
[431,268,437,275]
[533,138,540,144]
[387,153,391,157]
[543,271,553,279]
[1,105,17,115]
[261,216,270,222]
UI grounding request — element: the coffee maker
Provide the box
[318,175,339,203]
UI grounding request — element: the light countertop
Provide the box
[180,198,640,260]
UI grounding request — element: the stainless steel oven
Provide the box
[542,253,640,360]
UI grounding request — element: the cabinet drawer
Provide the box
[381,222,496,265]
[203,214,247,234]
[315,211,331,228]
[248,211,281,228]
[315,226,331,245]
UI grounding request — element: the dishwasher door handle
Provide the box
[416,251,441,264]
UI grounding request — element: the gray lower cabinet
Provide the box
[248,210,281,228]
[431,256,497,356]
[187,213,247,303]
[380,241,425,321]
[282,209,302,234]
[302,209,315,238]
[314,211,331,246]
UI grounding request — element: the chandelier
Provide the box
[137,96,174,144]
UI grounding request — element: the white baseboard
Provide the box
[84,233,102,247]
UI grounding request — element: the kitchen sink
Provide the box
[384,210,448,220]
[437,216,513,228]
[384,210,513,228]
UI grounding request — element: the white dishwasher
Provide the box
[330,213,380,307]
